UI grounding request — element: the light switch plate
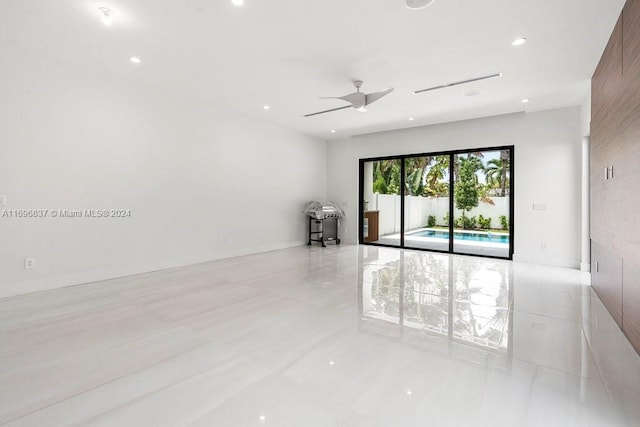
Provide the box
[532,203,546,211]
[0,195,6,206]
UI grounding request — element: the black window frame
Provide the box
[359,145,514,260]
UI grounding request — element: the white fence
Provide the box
[369,194,509,236]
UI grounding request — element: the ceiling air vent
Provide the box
[413,73,502,94]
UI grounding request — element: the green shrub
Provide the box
[454,216,477,229]
[478,215,492,229]
[499,215,509,230]
[463,216,477,230]
[427,215,436,227]
[442,213,449,226]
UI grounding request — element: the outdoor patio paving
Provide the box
[375,230,510,258]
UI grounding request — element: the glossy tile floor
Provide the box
[1,245,639,426]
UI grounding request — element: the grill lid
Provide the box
[302,201,345,219]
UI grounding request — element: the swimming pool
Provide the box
[409,229,509,244]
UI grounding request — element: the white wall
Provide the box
[372,194,510,236]
[327,109,582,268]
[0,53,326,298]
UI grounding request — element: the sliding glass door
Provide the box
[452,149,511,258]
[403,155,450,252]
[361,159,402,247]
[359,146,513,260]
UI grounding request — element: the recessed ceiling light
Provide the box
[130,57,141,64]
[331,130,336,133]
[231,0,244,5]
[259,415,266,423]
[512,37,527,46]
[521,98,531,103]
[263,105,270,110]
[406,390,413,396]
[408,117,415,121]
[406,0,435,10]
[357,107,368,113]
[99,7,113,26]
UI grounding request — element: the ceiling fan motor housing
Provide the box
[348,92,367,109]
[347,80,366,107]
[405,0,435,10]
[304,80,393,117]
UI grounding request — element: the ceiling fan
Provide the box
[304,80,394,117]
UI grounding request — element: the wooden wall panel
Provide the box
[591,242,623,328]
[616,119,640,257]
[621,0,640,356]
[590,129,621,247]
[622,0,640,130]
[591,15,624,131]
[591,0,640,355]
[623,0,640,87]
[590,12,623,250]
[624,260,640,355]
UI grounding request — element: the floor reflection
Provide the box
[358,247,513,367]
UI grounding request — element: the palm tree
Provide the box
[426,155,449,194]
[404,157,432,196]
[484,152,510,197]
[373,160,401,195]
[499,149,510,196]
[485,158,504,196]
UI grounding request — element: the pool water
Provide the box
[410,229,509,244]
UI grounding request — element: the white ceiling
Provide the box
[1,0,626,140]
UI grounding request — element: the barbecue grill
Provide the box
[302,201,345,247]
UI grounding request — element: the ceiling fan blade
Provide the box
[304,105,351,117]
[337,92,366,108]
[306,81,392,116]
[365,87,394,106]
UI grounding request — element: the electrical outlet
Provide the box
[24,258,35,269]
[0,195,6,206]
[541,242,547,250]
[224,236,230,244]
